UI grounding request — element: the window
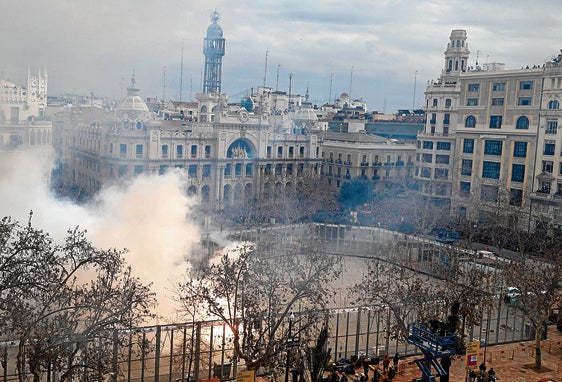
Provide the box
[463,139,474,153]
[277,146,283,158]
[188,165,197,177]
[492,82,505,91]
[510,189,523,206]
[468,83,480,92]
[246,163,253,176]
[460,182,471,197]
[435,154,450,164]
[481,185,499,202]
[119,143,127,156]
[518,97,531,106]
[134,165,143,175]
[135,144,143,157]
[205,145,211,158]
[191,145,197,158]
[491,98,504,106]
[513,141,527,157]
[560,162,562,175]
[516,116,529,129]
[118,165,128,177]
[176,144,183,158]
[235,163,242,176]
[489,115,502,129]
[109,142,113,154]
[422,153,432,163]
[288,146,294,158]
[445,99,451,107]
[544,141,556,155]
[432,98,438,107]
[443,114,450,124]
[542,160,554,173]
[423,141,433,149]
[430,113,436,123]
[482,161,500,179]
[548,100,560,110]
[203,164,211,177]
[520,81,533,90]
[162,144,168,157]
[435,168,448,179]
[461,159,472,176]
[467,98,478,106]
[465,115,476,128]
[546,121,558,134]
[511,164,525,182]
[420,167,431,178]
[484,140,503,155]
[267,146,272,158]
[224,163,231,176]
[437,142,451,150]
[299,146,305,157]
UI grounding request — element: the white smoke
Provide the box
[0,149,200,321]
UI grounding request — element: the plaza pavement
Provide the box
[386,326,561,381]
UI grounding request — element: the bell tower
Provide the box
[203,10,225,94]
[443,29,470,79]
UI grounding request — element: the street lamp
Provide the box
[284,312,295,382]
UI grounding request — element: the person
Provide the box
[382,354,390,371]
[363,358,370,376]
[392,353,399,367]
[387,367,396,381]
[340,372,348,382]
[371,369,381,382]
[359,373,367,382]
[352,374,360,382]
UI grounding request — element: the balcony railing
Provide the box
[372,162,382,166]
[344,160,352,166]
[360,162,369,167]
[396,161,404,167]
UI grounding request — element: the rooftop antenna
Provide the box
[190,75,193,101]
[288,73,293,110]
[276,65,280,91]
[413,70,417,110]
[329,73,333,105]
[263,50,269,88]
[349,66,354,99]
[162,66,166,104]
[180,39,184,102]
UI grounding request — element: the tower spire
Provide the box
[202,10,225,94]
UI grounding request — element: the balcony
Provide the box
[429,119,436,124]
[360,162,369,167]
[396,161,404,167]
[327,158,334,163]
[443,119,450,125]
[372,162,382,167]
[335,159,342,164]
[372,175,380,180]
[384,162,395,166]
[344,160,352,166]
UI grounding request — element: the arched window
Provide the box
[445,99,452,107]
[516,116,529,129]
[465,115,476,128]
[433,98,438,107]
[200,105,207,113]
[549,100,560,110]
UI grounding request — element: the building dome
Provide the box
[206,10,223,38]
[293,108,318,121]
[117,73,150,119]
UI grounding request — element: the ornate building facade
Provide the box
[415,29,562,230]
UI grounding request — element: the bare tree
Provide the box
[178,232,340,375]
[502,232,562,370]
[0,213,155,382]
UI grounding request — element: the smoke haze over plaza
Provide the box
[2,0,562,112]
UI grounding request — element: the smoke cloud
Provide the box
[0,150,200,321]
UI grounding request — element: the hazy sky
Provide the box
[3,0,562,113]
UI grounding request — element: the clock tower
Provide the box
[203,10,225,94]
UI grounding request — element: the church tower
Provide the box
[443,29,470,79]
[203,10,225,94]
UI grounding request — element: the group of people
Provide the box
[326,353,400,382]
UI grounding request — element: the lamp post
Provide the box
[284,312,295,382]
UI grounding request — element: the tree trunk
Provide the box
[534,322,543,370]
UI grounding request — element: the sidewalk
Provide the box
[391,326,561,381]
